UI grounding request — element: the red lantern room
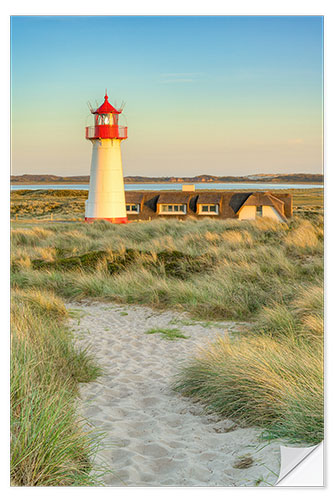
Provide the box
[85,92,128,140]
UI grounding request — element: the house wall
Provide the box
[262,205,285,222]
[238,206,256,220]
[238,205,285,222]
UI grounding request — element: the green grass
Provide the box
[11,288,104,485]
[68,308,88,326]
[145,327,190,341]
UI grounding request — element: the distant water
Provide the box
[11,182,323,191]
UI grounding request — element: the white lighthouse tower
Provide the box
[85,92,128,223]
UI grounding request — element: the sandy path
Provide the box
[68,301,281,487]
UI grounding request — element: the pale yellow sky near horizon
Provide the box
[11,16,323,177]
[11,104,323,177]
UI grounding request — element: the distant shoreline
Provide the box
[10,173,324,186]
[11,180,324,185]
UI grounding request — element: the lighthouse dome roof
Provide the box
[93,93,121,114]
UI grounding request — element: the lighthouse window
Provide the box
[126,204,140,213]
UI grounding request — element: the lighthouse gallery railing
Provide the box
[85,125,128,140]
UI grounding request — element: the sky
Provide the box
[11,15,323,177]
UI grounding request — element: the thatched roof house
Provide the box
[123,189,292,222]
[230,192,288,222]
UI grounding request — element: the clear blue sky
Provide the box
[11,16,323,177]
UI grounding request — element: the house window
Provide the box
[126,204,140,213]
[199,204,219,214]
[160,204,186,214]
[256,206,263,217]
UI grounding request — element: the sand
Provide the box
[68,301,282,487]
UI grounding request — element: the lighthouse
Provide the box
[85,92,128,223]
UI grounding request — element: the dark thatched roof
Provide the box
[197,193,223,204]
[144,194,160,211]
[125,192,145,204]
[242,193,272,209]
[157,192,192,204]
[229,193,253,213]
[266,193,285,208]
[189,195,198,213]
[243,192,283,208]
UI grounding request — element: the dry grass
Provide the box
[174,333,323,444]
[285,219,319,250]
[11,210,324,456]
[11,215,323,321]
[174,283,323,444]
[11,190,87,220]
[11,288,103,485]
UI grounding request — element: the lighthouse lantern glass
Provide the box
[97,114,113,125]
[86,94,127,141]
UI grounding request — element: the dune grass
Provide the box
[174,285,324,445]
[174,334,323,444]
[11,213,324,466]
[11,288,103,486]
[11,216,323,321]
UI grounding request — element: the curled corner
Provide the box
[275,441,324,486]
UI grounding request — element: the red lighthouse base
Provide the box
[85,217,128,224]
